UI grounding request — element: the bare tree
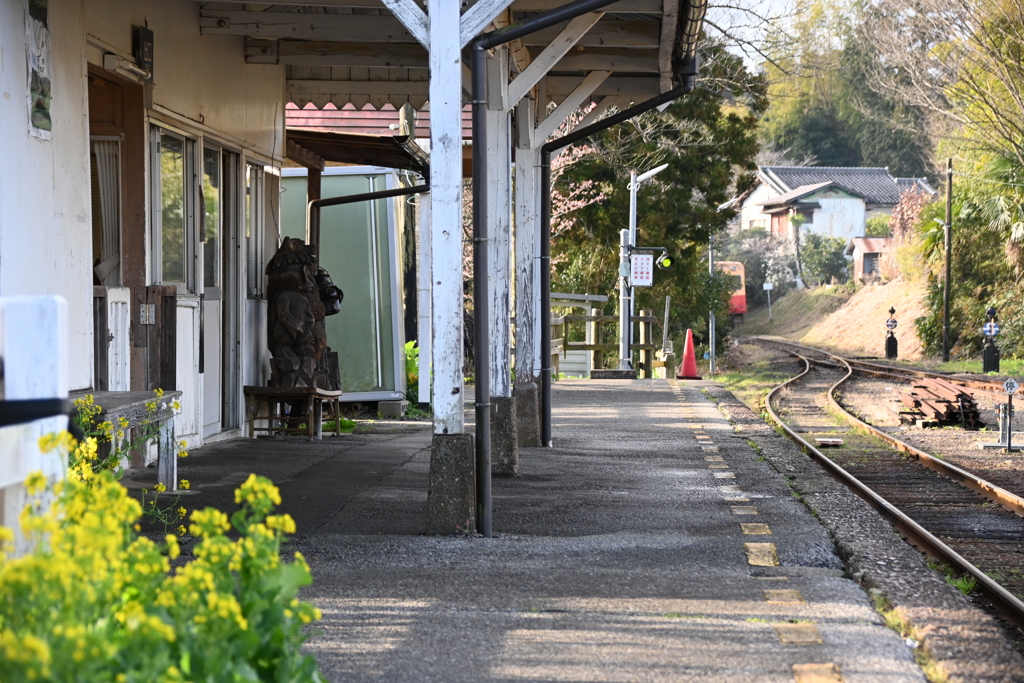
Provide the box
[863,0,1024,167]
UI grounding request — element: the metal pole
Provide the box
[767,289,772,321]
[943,157,953,363]
[708,233,715,375]
[470,44,492,537]
[661,295,671,352]
[628,171,638,363]
[619,229,631,369]
[1008,392,1013,453]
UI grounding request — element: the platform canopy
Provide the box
[199,0,686,110]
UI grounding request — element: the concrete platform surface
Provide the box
[130,380,948,681]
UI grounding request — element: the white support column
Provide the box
[417,193,432,406]
[487,48,513,399]
[428,0,466,436]
[514,97,540,385]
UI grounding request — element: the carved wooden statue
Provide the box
[265,238,342,390]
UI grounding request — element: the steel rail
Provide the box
[753,339,1024,514]
[751,337,1005,398]
[764,352,1024,630]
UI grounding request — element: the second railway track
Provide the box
[753,339,1024,632]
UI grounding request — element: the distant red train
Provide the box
[715,261,747,317]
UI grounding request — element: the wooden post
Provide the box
[416,193,432,406]
[514,97,539,385]
[587,307,598,375]
[428,0,466,436]
[487,48,512,401]
[0,296,69,556]
[307,168,322,251]
[640,309,653,378]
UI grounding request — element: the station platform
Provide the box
[129,379,1024,682]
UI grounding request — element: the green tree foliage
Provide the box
[913,187,1020,357]
[551,41,766,351]
[758,0,931,177]
[865,214,890,237]
[800,234,849,285]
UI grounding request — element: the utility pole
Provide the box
[943,158,953,363]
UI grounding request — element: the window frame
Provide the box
[150,125,199,293]
[245,162,267,299]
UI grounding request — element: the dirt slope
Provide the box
[735,279,929,360]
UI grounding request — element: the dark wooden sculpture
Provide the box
[266,238,341,390]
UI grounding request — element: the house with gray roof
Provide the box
[738,166,935,244]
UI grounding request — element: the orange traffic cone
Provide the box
[676,328,701,379]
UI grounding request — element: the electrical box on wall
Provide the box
[133,25,154,81]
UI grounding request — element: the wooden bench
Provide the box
[69,389,182,491]
[243,386,344,440]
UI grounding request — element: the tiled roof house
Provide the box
[739,167,935,243]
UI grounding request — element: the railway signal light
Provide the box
[983,307,1000,373]
[656,253,673,269]
[885,307,898,360]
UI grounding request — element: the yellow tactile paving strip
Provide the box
[667,381,898,683]
[793,662,844,682]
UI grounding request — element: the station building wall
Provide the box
[1,0,287,447]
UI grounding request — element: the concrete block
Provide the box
[590,369,638,380]
[514,381,541,447]
[378,400,408,418]
[491,396,518,476]
[425,433,475,535]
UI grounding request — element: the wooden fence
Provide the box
[550,307,671,379]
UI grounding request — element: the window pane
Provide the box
[203,147,221,288]
[160,134,186,283]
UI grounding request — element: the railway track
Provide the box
[755,341,1024,631]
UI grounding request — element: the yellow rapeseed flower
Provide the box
[179,479,190,490]
[25,471,47,496]
[154,483,166,493]
[265,514,297,535]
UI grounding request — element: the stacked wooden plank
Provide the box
[898,377,983,428]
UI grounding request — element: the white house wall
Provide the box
[738,184,774,232]
[809,197,866,243]
[0,0,93,392]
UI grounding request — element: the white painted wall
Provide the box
[809,197,866,242]
[83,0,285,160]
[1,0,285,404]
[738,183,774,232]
[0,0,93,391]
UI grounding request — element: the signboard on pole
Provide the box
[1004,377,1019,396]
[762,283,773,291]
[629,254,654,287]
